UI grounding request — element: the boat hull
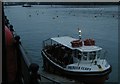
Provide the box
[41,50,112,84]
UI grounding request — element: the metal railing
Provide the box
[17,36,61,84]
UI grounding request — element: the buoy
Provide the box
[29,15,31,17]
[113,15,114,17]
[52,17,55,19]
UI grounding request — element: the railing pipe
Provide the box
[19,39,61,84]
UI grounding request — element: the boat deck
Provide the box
[39,65,84,84]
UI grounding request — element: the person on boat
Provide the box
[63,52,69,65]
[63,51,73,65]
[68,52,73,64]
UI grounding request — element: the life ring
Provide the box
[84,39,95,46]
[71,40,82,47]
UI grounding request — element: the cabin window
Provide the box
[89,51,96,60]
[97,50,101,59]
[74,50,82,60]
[83,52,87,60]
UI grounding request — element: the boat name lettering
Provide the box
[68,66,91,70]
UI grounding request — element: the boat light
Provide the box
[78,30,81,33]
[78,28,82,40]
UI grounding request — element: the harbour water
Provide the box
[4,5,118,83]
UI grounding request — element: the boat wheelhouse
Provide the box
[41,36,112,84]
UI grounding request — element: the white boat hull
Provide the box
[41,50,112,84]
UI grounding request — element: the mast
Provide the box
[77,28,82,66]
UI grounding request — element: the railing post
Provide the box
[14,35,23,84]
[29,63,41,84]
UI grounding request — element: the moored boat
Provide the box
[22,3,31,7]
[41,30,112,84]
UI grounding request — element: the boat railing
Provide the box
[96,49,107,60]
[17,37,61,84]
[43,38,51,48]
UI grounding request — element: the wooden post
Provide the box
[29,63,41,84]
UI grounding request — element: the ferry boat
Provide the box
[41,30,112,84]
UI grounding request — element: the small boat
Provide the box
[22,3,31,7]
[41,30,112,84]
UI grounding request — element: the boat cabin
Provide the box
[43,36,103,65]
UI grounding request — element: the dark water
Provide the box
[4,5,118,83]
